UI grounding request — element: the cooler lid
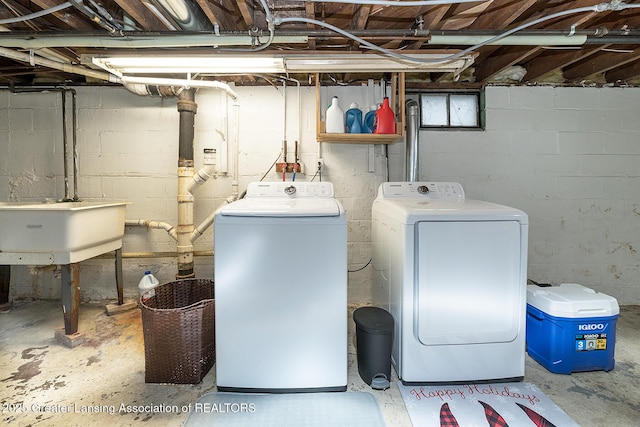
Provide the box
[527,283,619,318]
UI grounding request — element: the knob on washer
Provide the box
[284,185,297,195]
[417,185,429,194]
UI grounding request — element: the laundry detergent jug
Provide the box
[325,96,345,133]
[345,103,363,133]
[373,97,396,134]
[363,105,377,134]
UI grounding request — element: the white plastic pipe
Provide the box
[125,219,178,240]
[192,200,229,242]
[188,148,217,193]
[229,101,241,202]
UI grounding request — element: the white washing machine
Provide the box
[372,182,528,384]
[214,181,347,392]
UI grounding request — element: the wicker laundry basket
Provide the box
[140,278,215,384]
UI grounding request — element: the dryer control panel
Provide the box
[379,182,465,201]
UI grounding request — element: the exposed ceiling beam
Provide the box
[439,1,492,31]
[195,0,236,30]
[423,4,452,29]
[474,45,543,82]
[605,58,640,82]
[235,0,256,28]
[305,2,317,50]
[525,45,611,81]
[469,0,538,29]
[349,4,371,51]
[112,0,170,30]
[563,47,640,81]
[31,0,94,30]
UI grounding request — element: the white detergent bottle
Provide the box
[138,271,159,301]
[325,96,345,133]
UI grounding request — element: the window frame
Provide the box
[410,90,485,130]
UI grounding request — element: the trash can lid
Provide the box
[353,306,394,333]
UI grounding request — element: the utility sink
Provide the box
[0,200,128,265]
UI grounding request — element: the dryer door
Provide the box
[415,220,522,345]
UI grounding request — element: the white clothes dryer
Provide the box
[372,182,528,384]
[214,181,347,392]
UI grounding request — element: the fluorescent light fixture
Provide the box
[85,52,475,76]
[91,56,287,75]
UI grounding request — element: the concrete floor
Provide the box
[1,301,639,426]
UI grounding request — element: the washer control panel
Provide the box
[246,181,335,198]
[379,182,465,201]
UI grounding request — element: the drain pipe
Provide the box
[228,100,241,202]
[61,88,79,201]
[177,88,197,279]
[190,148,218,241]
[125,219,177,240]
[405,99,420,182]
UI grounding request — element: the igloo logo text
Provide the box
[578,323,606,331]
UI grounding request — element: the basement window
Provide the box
[416,91,483,129]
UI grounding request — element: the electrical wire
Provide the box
[275,1,639,66]
[259,149,284,182]
[310,161,322,182]
[348,258,372,273]
[221,0,275,52]
[0,1,73,24]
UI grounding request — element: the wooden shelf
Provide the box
[315,72,405,144]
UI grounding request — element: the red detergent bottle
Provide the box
[373,97,396,134]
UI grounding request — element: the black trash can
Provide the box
[353,306,394,390]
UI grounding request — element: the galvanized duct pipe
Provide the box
[154,0,212,31]
[177,88,197,279]
[405,99,420,182]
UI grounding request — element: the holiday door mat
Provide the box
[182,391,385,427]
[398,382,579,427]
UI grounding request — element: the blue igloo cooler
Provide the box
[526,283,619,374]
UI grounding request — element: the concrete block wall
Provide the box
[2,85,640,304]
[390,86,640,304]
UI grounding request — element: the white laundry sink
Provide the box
[0,200,128,264]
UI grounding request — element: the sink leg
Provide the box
[115,248,124,305]
[61,263,80,335]
[105,248,136,316]
[0,265,10,312]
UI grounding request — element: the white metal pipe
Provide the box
[0,46,119,83]
[0,34,307,49]
[429,34,588,46]
[120,76,238,100]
